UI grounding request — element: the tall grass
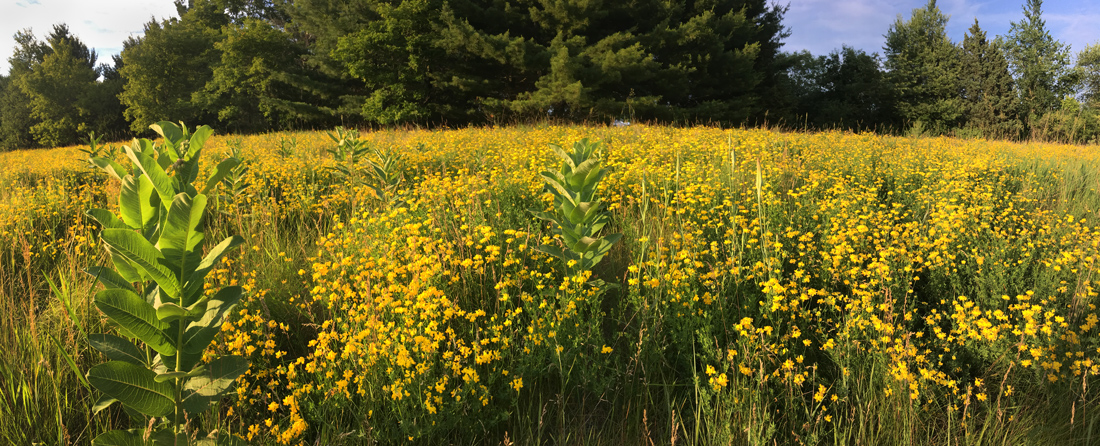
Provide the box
[2,126,1099,445]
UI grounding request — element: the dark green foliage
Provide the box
[784,47,895,131]
[883,0,960,134]
[958,20,1021,139]
[0,25,125,149]
[119,1,226,133]
[85,55,130,141]
[19,25,100,147]
[1003,0,1074,128]
[1028,97,1099,144]
[0,29,49,150]
[196,18,311,132]
[1078,43,1100,109]
[290,0,788,126]
[333,0,439,124]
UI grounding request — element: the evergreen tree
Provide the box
[958,19,1020,139]
[883,0,960,134]
[1003,0,1073,125]
[290,0,788,125]
[284,0,381,122]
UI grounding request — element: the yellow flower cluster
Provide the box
[6,125,1100,443]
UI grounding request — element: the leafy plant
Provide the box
[325,126,370,178]
[325,126,407,207]
[80,131,117,170]
[532,138,621,277]
[275,135,297,159]
[84,121,247,445]
[364,145,406,207]
[214,140,249,212]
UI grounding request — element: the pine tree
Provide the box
[437,0,787,124]
[883,0,960,134]
[290,0,787,125]
[958,19,1020,139]
[1003,0,1073,126]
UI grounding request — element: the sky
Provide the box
[0,0,1098,74]
[784,0,1100,58]
[1,0,178,72]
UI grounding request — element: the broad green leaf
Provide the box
[119,175,160,232]
[571,159,600,188]
[534,244,565,261]
[101,229,180,299]
[202,158,241,195]
[182,236,243,306]
[91,394,119,415]
[90,157,129,182]
[107,247,145,285]
[186,125,214,160]
[531,211,565,228]
[148,428,191,446]
[88,361,175,417]
[540,171,573,201]
[150,122,183,161]
[549,143,574,169]
[94,289,175,356]
[125,147,176,208]
[159,349,204,374]
[154,371,189,383]
[155,302,188,322]
[92,429,146,446]
[158,193,207,282]
[88,333,147,366]
[181,355,249,415]
[85,266,137,294]
[183,286,242,353]
[87,208,130,230]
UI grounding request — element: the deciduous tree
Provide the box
[119,0,226,132]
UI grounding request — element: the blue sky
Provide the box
[785,0,1099,58]
[1,0,1098,74]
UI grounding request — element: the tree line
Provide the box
[790,0,1100,143]
[0,0,1097,151]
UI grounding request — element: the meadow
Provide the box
[2,124,1100,445]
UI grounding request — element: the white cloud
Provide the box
[0,0,178,72]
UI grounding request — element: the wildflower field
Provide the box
[3,124,1100,445]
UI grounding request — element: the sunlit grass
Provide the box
[2,125,1100,445]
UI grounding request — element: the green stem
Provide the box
[175,312,185,443]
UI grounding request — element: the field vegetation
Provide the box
[3,124,1100,445]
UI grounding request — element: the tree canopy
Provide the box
[1,0,1098,149]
